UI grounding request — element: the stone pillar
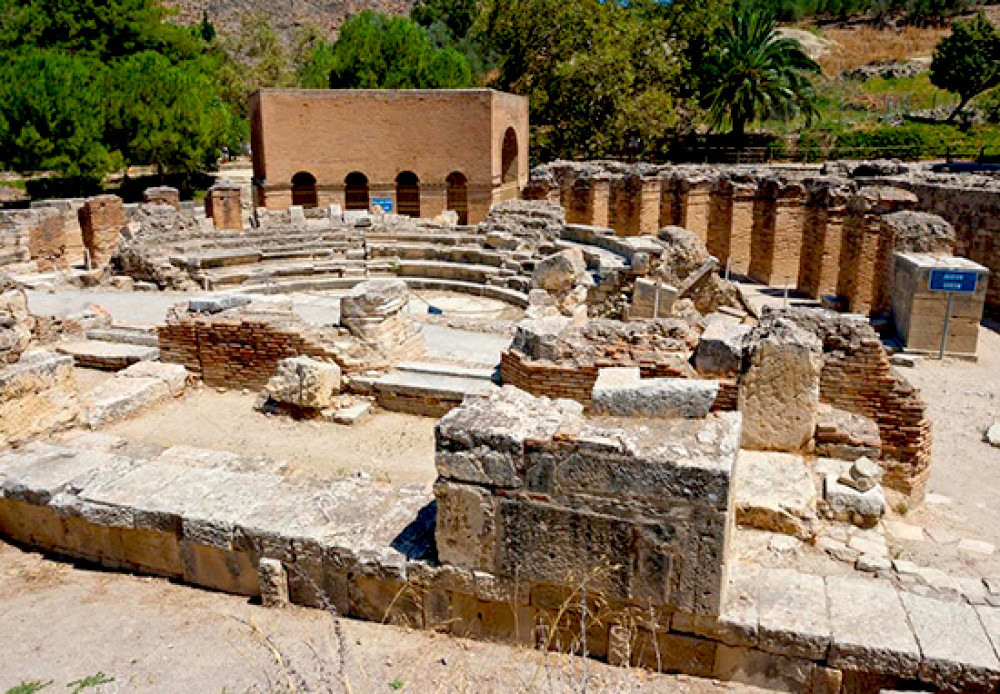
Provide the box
[797,180,851,299]
[676,178,712,243]
[206,181,243,231]
[609,175,645,236]
[709,178,756,274]
[420,182,448,220]
[749,180,806,286]
[838,187,918,315]
[567,176,610,227]
[27,208,68,271]
[143,186,180,209]
[468,183,493,225]
[739,319,822,452]
[637,176,662,235]
[78,194,125,269]
[658,174,679,228]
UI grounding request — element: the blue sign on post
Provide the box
[928,268,979,293]
[371,197,394,213]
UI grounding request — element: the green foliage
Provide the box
[0,49,115,180]
[698,8,820,137]
[480,0,722,161]
[105,51,237,174]
[313,11,473,89]
[0,0,242,185]
[930,14,1000,121]
[411,0,478,40]
[67,672,114,693]
[4,682,52,694]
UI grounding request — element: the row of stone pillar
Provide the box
[145,183,243,231]
[527,171,936,315]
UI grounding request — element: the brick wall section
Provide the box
[78,194,126,268]
[677,179,711,244]
[158,314,348,390]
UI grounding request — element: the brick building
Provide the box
[249,88,529,224]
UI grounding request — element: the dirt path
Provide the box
[888,322,1000,577]
[0,541,768,694]
[102,387,438,487]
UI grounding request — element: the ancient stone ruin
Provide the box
[2,157,1000,693]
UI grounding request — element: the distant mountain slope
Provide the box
[161,0,413,39]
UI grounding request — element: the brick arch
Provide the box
[345,172,369,211]
[501,128,519,185]
[291,171,318,208]
[446,171,468,225]
[396,171,420,217]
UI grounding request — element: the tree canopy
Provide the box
[930,14,1000,122]
[697,7,820,138]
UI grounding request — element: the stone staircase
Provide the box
[57,325,160,370]
[356,361,498,417]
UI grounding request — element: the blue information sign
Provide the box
[928,268,979,293]
[371,198,394,212]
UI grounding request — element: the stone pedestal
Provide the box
[206,182,243,231]
[891,253,988,358]
[143,186,180,209]
[27,208,68,271]
[78,194,126,269]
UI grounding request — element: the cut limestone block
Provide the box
[83,377,170,428]
[825,575,920,678]
[56,340,159,370]
[756,568,830,660]
[734,451,818,539]
[0,352,79,447]
[900,591,1000,691]
[120,361,188,395]
[592,369,719,419]
[264,356,341,410]
[695,319,751,377]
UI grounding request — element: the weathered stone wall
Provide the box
[434,387,739,617]
[0,352,79,447]
[143,186,181,209]
[529,161,1000,314]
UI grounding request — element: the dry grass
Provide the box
[818,25,950,75]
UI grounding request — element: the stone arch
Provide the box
[344,172,370,211]
[291,171,318,208]
[501,128,519,185]
[446,171,469,225]
[396,171,420,217]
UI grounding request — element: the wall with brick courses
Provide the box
[157,314,347,390]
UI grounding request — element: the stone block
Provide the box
[756,568,830,660]
[120,361,188,395]
[83,377,170,428]
[433,480,498,573]
[591,372,719,419]
[187,294,253,314]
[695,320,751,377]
[734,451,817,539]
[712,645,816,692]
[824,475,885,525]
[901,591,1000,691]
[826,575,920,678]
[264,356,341,410]
[0,352,79,447]
[739,319,822,452]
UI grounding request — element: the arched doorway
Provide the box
[446,172,468,225]
[344,172,369,211]
[501,128,519,185]
[396,171,420,217]
[291,171,318,208]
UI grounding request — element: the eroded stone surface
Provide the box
[734,451,817,539]
[264,356,341,410]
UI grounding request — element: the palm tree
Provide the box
[701,8,820,140]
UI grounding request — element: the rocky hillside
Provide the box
[161,0,412,39]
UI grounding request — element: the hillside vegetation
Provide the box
[2,0,1000,198]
